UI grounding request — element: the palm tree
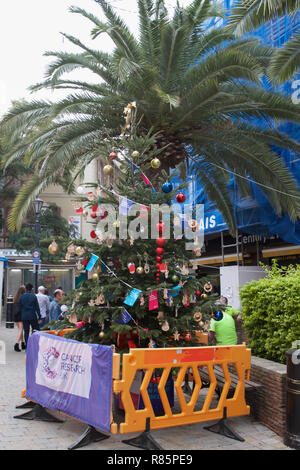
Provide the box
[227,0,300,83]
[2,0,300,234]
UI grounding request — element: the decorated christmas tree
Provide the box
[52,115,219,352]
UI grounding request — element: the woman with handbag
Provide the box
[13,285,26,352]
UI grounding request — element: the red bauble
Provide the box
[156,256,162,262]
[176,193,186,203]
[92,204,99,212]
[159,263,167,272]
[196,290,201,296]
[100,210,108,220]
[90,211,97,219]
[129,263,136,274]
[109,152,117,160]
[156,237,166,248]
[156,222,166,234]
[82,258,88,267]
[90,230,96,239]
[156,247,164,256]
[185,333,191,341]
[156,263,161,269]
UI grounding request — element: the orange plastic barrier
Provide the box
[114,344,251,434]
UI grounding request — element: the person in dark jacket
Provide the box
[19,283,42,347]
[13,285,26,352]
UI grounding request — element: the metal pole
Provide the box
[34,215,40,294]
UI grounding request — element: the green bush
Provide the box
[240,261,300,364]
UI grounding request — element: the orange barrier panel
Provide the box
[114,344,251,434]
[45,328,75,337]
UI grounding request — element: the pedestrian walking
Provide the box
[12,285,26,352]
[19,283,42,347]
[49,289,64,322]
[36,286,50,328]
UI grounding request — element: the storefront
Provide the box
[0,250,77,299]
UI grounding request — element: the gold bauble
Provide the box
[75,246,83,256]
[151,158,161,169]
[199,321,204,327]
[92,273,99,280]
[99,331,105,339]
[103,164,113,175]
[136,266,144,274]
[201,293,208,299]
[132,150,140,158]
[48,241,59,255]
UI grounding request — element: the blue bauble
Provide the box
[162,182,173,193]
[213,310,223,321]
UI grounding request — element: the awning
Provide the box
[262,245,300,258]
[0,257,8,268]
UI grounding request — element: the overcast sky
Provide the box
[0,0,191,117]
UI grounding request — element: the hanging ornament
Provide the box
[156,247,164,256]
[103,164,113,176]
[76,186,85,194]
[195,290,201,297]
[87,192,95,201]
[201,293,208,299]
[48,240,59,255]
[188,219,198,230]
[99,331,105,339]
[140,296,145,306]
[106,238,113,248]
[88,299,95,306]
[98,292,106,305]
[92,273,99,280]
[180,264,189,275]
[148,339,156,348]
[172,274,179,283]
[90,211,98,219]
[161,321,170,332]
[151,158,161,169]
[156,222,166,234]
[128,263,136,274]
[109,152,117,160]
[185,333,192,341]
[173,331,180,341]
[156,237,166,248]
[176,193,186,203]
[162,182,173,193]
[90,230,97,239]
[193,312,202,323]
[204,282,213,293]
[132,150,140,158]
[136,266,144,275]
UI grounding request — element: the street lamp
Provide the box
[32,198,44,293]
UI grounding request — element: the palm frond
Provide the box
[269,32,300,83]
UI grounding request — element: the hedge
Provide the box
[240,261,300,364]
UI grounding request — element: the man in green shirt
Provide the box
[208,297,241,346]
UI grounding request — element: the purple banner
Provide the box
[25,332,113,433]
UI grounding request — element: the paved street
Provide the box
[0,323,291,451]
